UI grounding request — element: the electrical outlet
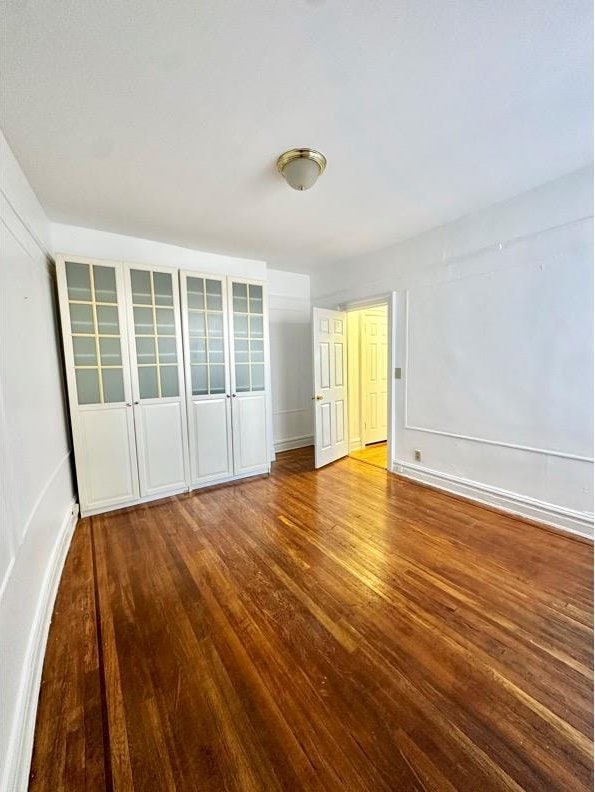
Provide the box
[414,449,422,462]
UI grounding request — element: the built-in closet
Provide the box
[56,256,270,516]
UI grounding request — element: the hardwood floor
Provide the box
[350,441,387,469]
[30,447,593,791]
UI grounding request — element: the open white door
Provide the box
[362,307,388,445]
[312,307,348,468]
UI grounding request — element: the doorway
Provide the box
[346,304,389,470]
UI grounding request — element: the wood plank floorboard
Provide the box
[29,447,593,791]
[349,441,387,469]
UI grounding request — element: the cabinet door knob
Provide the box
[126,402,132,407]
[134,400,140,405]
[232,393,237,397]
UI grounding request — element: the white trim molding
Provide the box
[392,460,593,539]
[274,435,314,453]
[3,500,79,792]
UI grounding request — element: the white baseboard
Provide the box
[4,500,79,792]
[274,435,314,453]
[392,460,593,539]
[349,437,363,451]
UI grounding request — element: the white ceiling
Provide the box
[2,1,592,272]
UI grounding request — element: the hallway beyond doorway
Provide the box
[349,441,387,470]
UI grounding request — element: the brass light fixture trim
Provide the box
[277,148,327,190]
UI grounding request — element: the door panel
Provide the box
[229,279,270,476]
[127,265,189,496]
[192,399,232,480]
[78,407,138,508]
[59,258,139,514]
[135,401,187,493]
[231,393,268,474]
[363,308,388,444]
[312,307,348,468]
[180,272,233,486]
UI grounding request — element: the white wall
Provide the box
[51,222,267,279]
[0,132,77,791]
[311,166,594,536]
[268,269,313,451]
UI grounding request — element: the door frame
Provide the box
[340,292,396,471]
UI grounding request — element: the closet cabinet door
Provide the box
[229,279,270,476]
[180,272,233,486]
[127,265,189,496]
[58,258,139,514]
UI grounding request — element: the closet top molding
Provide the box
[53,250,268,282]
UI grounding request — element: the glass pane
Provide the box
[75,369,100,404]
[139,366,159,399]
[234,314,249,338]
[153,272,173,306]
[134,306,154,335]
[93,266,117,303]
[156,308,175,335]
[66,261,92,301]
[249,315,263,338]
[136,337,156,364]
[96,305,119,335]
[158,336,177,364]
[189,337,207,364]
[234,339,249,363]
[160,366,179,397]
[251,363,265,391]
[187,278,205,310]
[191,365,208,395]
[249,284,263,314]
[250,339,264,362]
[99,336,122,365]
[232,282,248,313]
[72,336,97,366]
[69,303,95,334]
[102,368,125,402]
[205,279,222,311]
[208,336,225,364]
[207,312,223,337]
[209,365,225,394]
[131,270,152,304]
[188,311,206,336]
[235,364,250,392]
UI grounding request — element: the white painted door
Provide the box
[229,279,270,476]
[126,265,190,496]
[58,258,139,513]
[180,272,233,486]
[312,307,348,468]
[362,308,388,444]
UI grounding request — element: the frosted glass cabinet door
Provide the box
[228,278,269,476]
[57,257,139,514]
[127,265,190,496]
[180,272,233,485]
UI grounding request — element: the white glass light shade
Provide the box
[277,149,327,191]
[282,157,321,190]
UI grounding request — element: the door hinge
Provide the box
[394,367,402,379]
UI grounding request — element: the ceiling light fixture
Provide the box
[277,148,327,191]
